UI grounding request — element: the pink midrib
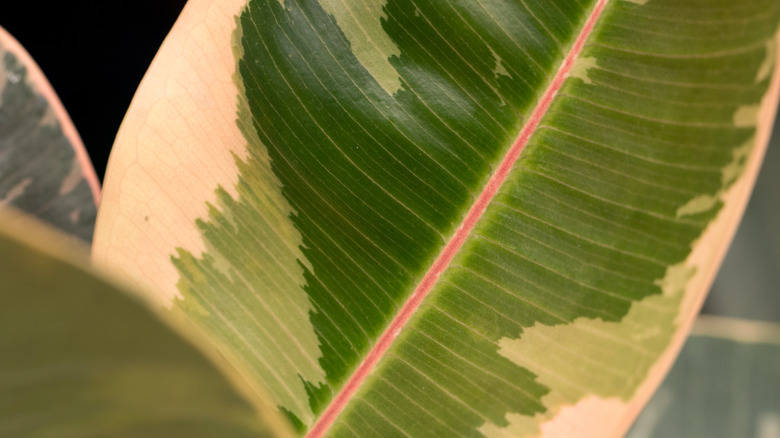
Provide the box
[307,1,608,436]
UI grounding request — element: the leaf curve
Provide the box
[94,0,780,437]
[0,27,99,242]
[0,208,292,437]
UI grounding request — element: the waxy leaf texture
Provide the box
[94,0,780,436]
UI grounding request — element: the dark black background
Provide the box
[0,1,187,180]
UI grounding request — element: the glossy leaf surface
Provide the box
[0,27,99,241]
[0,210,291,437]
[94,0,780,436]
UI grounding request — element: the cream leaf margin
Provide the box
[93,0,250,305]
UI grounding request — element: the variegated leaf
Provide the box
[0,27,99,241]
[94,0,780,436]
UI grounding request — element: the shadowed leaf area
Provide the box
[171,0,780,435]
[0,220,282,437]
[628,327,780,438]
[0,41,96,241]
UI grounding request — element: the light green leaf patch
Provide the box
[567,56,598,85]
[171,17,327,428]
[318,0,402,95]
[479,263,693,438]
[756,32,778,83]
[733,105,762,127]
[488,46,511,80]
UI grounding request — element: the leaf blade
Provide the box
[94,0,780,436]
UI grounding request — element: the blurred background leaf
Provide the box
[0,209,293,438]
[627,318,780,438]
[704,113,780,323]
[0,27,99,242]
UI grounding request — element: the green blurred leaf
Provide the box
[0,210,291,437]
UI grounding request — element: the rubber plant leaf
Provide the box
[0,27,99,242]
[627,317,780,438]
[0,208,294,437]
[93,0,780,436]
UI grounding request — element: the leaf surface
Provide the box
[0,27,99,241]
[94,0,780,436]
[0,209,292,437]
